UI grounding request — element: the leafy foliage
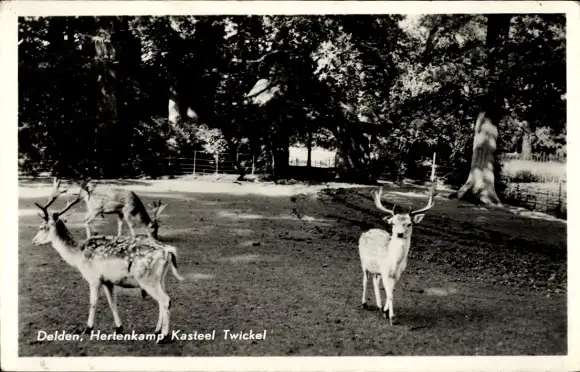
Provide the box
[18,14,565,182]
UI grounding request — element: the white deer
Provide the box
[358,185,435,325]
[76,180,167,240]
[31,181,185,343]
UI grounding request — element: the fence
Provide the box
[501,152,566,163]
[144,152,259,177]
[399,156,567,220]
[19,151,567,219]
[502,182,567,219]
[143,151,337,177]
[288,156,336,168]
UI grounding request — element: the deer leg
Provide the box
[116,212,124,237]
[84,211,101,238]
[156,262,174,333]
[153,265,170,334]
[139,283,162,334]
[84,212,94,238]
[78,282,101,334]
[382,276,396,326]
[124,215,137,237]
[157,289,171,339]
[153,301,163,334]
[140,282,172,343]
[102,282,123,333]
[372,274,383,311]
[361,269,369,309]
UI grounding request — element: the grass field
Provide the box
[501,159,567,183]
[17,178,567,356]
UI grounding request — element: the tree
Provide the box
[18,14,565,185]
[456,14,513,205]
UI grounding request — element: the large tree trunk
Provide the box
[334,119,374,184]
[521,121,532,160]
[168,85,181,126]
[457,111,502,204]
[273,128,290,179]
[47,19,74,178]
[94,20,120,178]
[306,126,313,169]
[457,14,512,206]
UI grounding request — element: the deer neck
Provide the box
[50,222,82,267]
[388,234,410,261]
[139,212,152,225]
[85,195,101,209]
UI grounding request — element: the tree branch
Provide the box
[247,50,284,63]
[231,49,287,64]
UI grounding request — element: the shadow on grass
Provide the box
[18,177,152,187]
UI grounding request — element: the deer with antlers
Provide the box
[76,180,167,240]
[358,184,436,325]
[31,181,185,342]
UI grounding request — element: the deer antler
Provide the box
[46,177,68,202]
[55,190,84,219]
[152,200,167,220]
[35,179,88,221]
[55,179,91,218]
[410,183,437,216]
[372,187,396,217]
[52,177,65,194]
[35,178,70,220]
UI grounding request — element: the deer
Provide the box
[358,184,435,325]
[75,180,167,240]
[31,181,185,343]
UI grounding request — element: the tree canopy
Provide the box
[19,14,566,188]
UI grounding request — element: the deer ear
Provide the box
[383,216,394,225]
[412,214,425,224]
[51,212,59,221]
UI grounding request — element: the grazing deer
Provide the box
[76,180,167,240]
[358,185,435,325]
[32,182,185,343]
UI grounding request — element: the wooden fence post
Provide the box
[557,182,563,217]
[430,152,437,182]
[215,153,219,175]
[193,151,197,176]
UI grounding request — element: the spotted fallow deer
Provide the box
[358,184,436,325]
[76,180,167,240]
[31,181,184,343]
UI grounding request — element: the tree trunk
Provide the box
[168,85,181,126]
[94,21,120,178]
[521,121,532,160]
[457,14,512,206]
[224,137,247,181]
[334,121,374,184]
[306,127,313,169]
[456,112,502,204]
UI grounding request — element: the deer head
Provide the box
[76,179,95,200]
[32,181,88,245]
[147,200,167,240]
[372,184,436,240]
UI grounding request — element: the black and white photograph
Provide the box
[1,1,579,371]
